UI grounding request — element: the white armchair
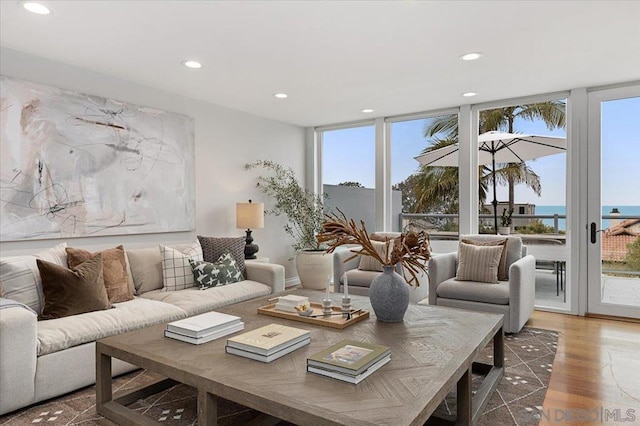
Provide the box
[428,234,535,333]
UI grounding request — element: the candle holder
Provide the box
[322,299,333,316]
[341,296,352,318]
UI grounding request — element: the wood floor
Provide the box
[527,311,640,425]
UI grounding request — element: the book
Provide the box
[164,322,245,344]
[225,337,311,363]
[227,323,311,355]
[166,311,242,338]
[274,295,309,313]
[306,340,391,375]
[307,354,391,384]
[276,295,309,306]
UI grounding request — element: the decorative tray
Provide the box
[257,302,369,329]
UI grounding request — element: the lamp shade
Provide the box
[236,201,264,229]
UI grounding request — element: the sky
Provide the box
[323,96,640,207]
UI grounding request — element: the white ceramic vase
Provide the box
[295,250,333,289]
[498,226,511,235]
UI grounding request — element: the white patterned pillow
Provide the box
[0,243,68,314]
[160,241,203,291]
[455,242,504,284]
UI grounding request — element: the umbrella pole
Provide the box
[492,148,498,234]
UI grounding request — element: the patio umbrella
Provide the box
[414,131,566,233]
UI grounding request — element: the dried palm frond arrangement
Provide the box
[317,210,431,287]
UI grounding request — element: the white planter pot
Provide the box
[295,250,333,289]
[498,226,511,235]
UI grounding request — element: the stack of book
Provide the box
[274,295,309,312]
[225,323,311,362]
[164,311,244,344]
[306,340,391,384]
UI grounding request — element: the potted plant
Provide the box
[317,210,431,322]
[499,207,514,235]
[245,160,331,289]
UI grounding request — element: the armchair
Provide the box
[428,234,535,333]
[333,245,429,304]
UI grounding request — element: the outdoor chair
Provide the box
[428,234,535,333]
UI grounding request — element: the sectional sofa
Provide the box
[0,240,285,415]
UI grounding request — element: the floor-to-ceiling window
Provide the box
[320,124,376,231]
[474,98,569,307]
[389,112,459,239]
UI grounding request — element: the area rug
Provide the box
[0,327,558,426]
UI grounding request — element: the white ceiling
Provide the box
[2,1,639,127]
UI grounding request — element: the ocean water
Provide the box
[534,205,640,231]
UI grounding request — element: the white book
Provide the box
[276,295,309,306]
[164,322,245,344]
[227,323,311,355]
[167,311,242,338]
[225,337,311,363]
[307,354,391,384]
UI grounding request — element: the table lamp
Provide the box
[236,199,264,259]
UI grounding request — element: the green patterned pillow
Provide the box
[189,252,244,290]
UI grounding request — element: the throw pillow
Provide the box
[455,242,504,284]
[126,247,163,295]
[189,252,244,290]
[37,254,111,320]
[160,241,203,291]
[0,256,44,314]
[66,245,133,303]
[197,236,246,277]
[0,243,69,314]
[461,238,509,281]
[358,240,389,272]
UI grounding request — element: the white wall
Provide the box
[0,47,305,280]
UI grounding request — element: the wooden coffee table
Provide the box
[96,290,503,425]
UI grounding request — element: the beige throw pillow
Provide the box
[126,247,163,295]
[461,238,509,281]
[358,241,389,272]
[455,242,504,284]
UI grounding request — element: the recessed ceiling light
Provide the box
[460,52,483,61]
[21,2,50,14]
[462,92,477,97]
[362,108,374,113]
[274,93,288,99]
[182,60,202,69]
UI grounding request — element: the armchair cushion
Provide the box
[461,237,508,280]
[358,241,388,272]
[344,269,381,288]
[437,278,510,305]
[460,234,523,279]
[455,242,504,283]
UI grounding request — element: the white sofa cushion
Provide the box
[36,298,186,356]
[437,277,510,305]
[0,243,68,314]
[139,279,271,317]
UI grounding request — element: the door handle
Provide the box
[590,222,603,244]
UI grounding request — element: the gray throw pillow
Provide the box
[189,252,244,290]
[197,236,246,277]
[455,242,504,284]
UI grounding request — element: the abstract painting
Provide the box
[0,76,195,241]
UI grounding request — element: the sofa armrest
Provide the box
[0,298,37,415]
[428,252,458,305]
[508,255,536,331]
[245,262,285,294]
[333,246,362,293]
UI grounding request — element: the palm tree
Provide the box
[417,101,565,212]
